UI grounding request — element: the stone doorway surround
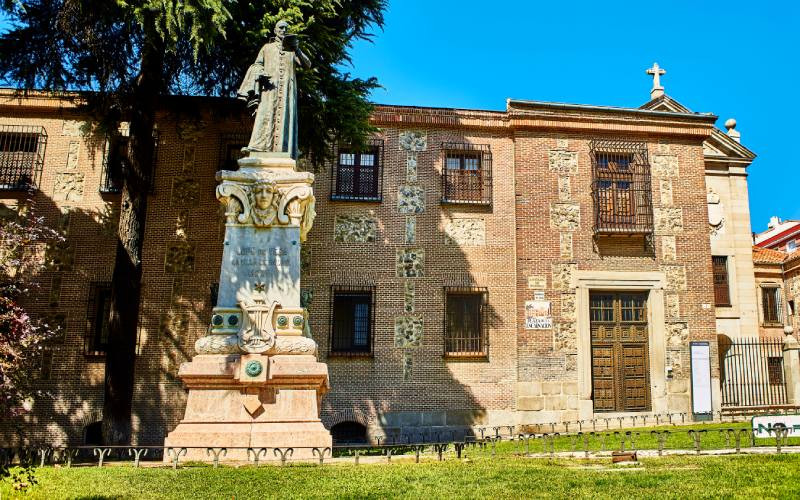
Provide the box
[574,270,667,420]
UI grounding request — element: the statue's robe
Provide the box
[237,40,299,158]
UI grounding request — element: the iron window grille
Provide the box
[761,285,783,326]
[99,129,159,195]
[590,140,653,238]
[0,125,47,191]
[767,357,785,386]
[84,281,112,355]
[444,287,489,357]
[330,139,384,201]
[441,143,492,205]
[329,285,375,356]
[712,256,731,307]
[218,132,250,171]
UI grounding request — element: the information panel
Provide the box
[690,342,713,418]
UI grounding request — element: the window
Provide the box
[768,357,784,386]
[761,286,782,326]
[218,132,249,172]
[0,125,47,190]
[329,286,374,355]
[789,300,796,317]
[330,140,383,201]
[590,140,653,235]
[330,421,368,444]
[85,282,112,354]
[441,143,492,205]
[444,287,488,356]
[712,256,731,307]
[100,135,127,193]
[788,240,797,253]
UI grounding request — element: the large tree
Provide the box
[0,0,385,444]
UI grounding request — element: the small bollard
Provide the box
[688,430,706,455]
[312,447,330,465]
[273,447,294,466]
[206,447,227,468]
[128,448,149,468]
[93,447,112,468]
[166,447,187,470]
[247,447,268,466]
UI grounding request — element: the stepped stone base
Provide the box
[164,353,331,462]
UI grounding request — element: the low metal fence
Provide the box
[2,420,798,470]
[720,337,788,407]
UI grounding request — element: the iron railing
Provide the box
[0,124,47,190]
[589,140,653,237]
[330,139,384,202]
[719,336,787,407]
[441,143,492,205]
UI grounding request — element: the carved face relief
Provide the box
[250,181,278,226]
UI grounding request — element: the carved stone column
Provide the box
[164,152,331,462]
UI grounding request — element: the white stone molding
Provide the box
[574,271,668,418]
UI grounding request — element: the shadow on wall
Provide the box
[308,128,511,443]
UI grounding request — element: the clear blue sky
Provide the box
[345,0,799,233]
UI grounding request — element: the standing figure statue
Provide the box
[238,20,311,159]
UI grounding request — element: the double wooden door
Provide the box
[590,292,651,412]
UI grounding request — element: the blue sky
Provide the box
[345,0,799,232]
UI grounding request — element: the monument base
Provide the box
[163,353,332,463]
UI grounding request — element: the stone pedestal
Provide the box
[164,152,331,462]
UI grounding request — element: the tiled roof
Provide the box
[785,249,800,264]
[753,245,787,264]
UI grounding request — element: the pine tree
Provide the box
[0,0,385,444]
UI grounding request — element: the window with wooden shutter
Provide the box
[330,139,383,201]
[761,286,782,326]
[712,256,731,307]
[329,286,374,356]
[444,287,488,357]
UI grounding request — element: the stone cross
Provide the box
[646,63,666,99]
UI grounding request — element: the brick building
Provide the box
[0,66,763,445]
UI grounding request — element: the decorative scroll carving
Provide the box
[217,182,251,224]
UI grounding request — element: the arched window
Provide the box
[84,421,103,445]
[330,421,367,444]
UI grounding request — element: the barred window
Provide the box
[712,256,731,307]
[590,140,653,236]
[85,282,112,355]
[100,128,158,194]
[100,135,127,194]
[444,287,488,357]
[218,132,249,171]
[329,286,374,356]
[0,125,47,190]
[330,139,383,201]
[768,357,784,386]
[441,143,492,205]
[761,286,782,326]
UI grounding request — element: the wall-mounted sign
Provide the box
[525,300,552,330]
[527,276,546,289]
[533,291,545,301]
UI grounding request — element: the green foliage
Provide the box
[0,0,387,164]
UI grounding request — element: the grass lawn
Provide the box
[3,454,800,499]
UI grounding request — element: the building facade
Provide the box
[0,72,763,444]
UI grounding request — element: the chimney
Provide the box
[725,118,741,143]
[768,216,781,229]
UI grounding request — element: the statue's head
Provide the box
[274,20,289,40]
[252,182,276,210]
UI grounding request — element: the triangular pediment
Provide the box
[642,94,755,163]
[640,95,693,114]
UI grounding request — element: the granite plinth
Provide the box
[164,353,331,462]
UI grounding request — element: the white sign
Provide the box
[752,415,800,439]
[533,291,545,301]
[690,342,712,415]
[525,300,552,330]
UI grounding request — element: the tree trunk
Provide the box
[102,28,164,445]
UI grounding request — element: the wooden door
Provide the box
[590,292,651,412]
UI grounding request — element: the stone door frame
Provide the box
[574,270,667,419]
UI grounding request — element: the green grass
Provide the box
[3,454,800,499]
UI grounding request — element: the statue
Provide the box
[238,20,311,159]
